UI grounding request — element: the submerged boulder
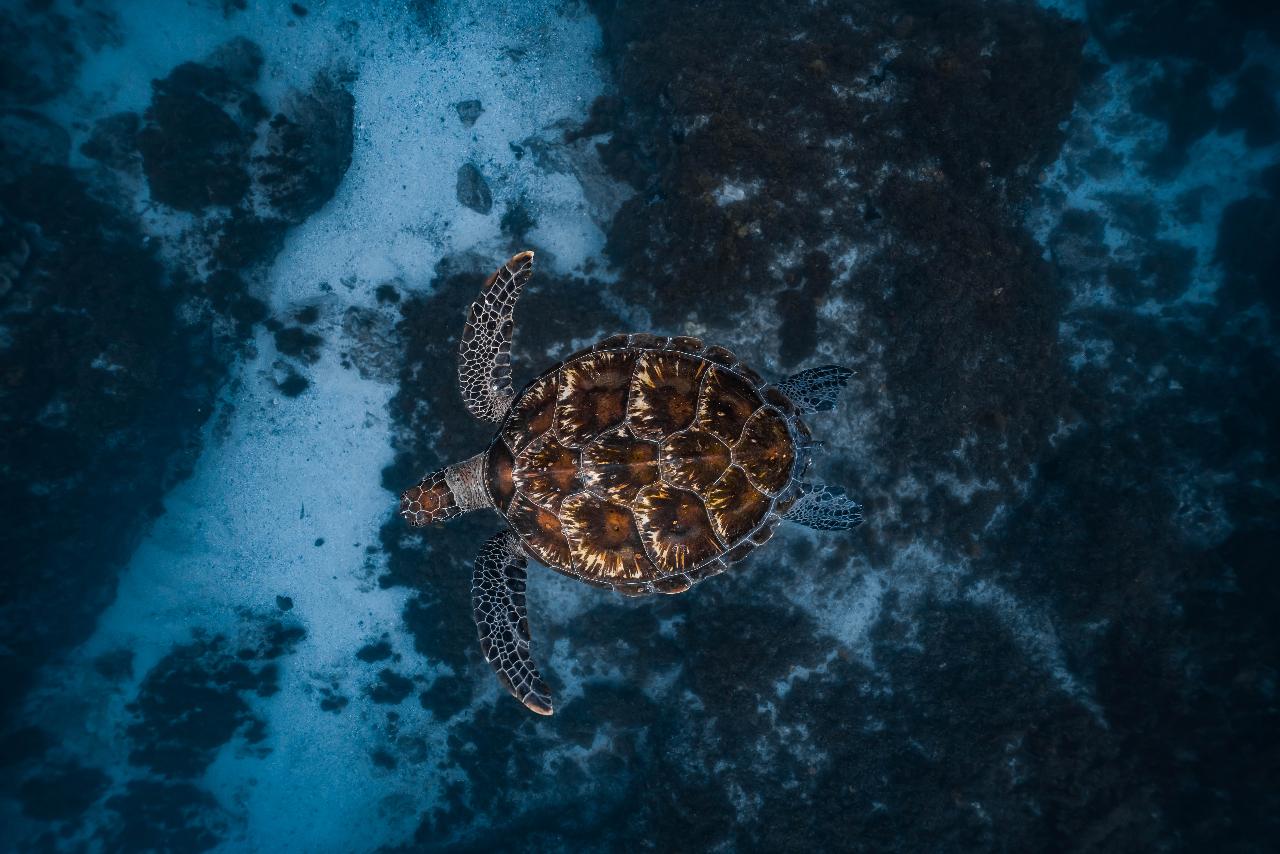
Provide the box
[135,40,267,211]
[0,110,70,184]
[0,5,82,106]
[454,98,484,127]
[257,72,355,223]
[455,162,492,214]
[81,112,142,172]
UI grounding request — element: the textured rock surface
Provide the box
[455,99,484,127]
[456,163,494,214]
[0,23,355,786]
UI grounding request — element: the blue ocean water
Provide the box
[1,0,1277,850]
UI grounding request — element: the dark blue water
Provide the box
[2,0,1277,850]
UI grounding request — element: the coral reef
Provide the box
[0,31,354,741]
[1,0,1276,849]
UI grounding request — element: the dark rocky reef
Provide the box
[125,619,304,778]
[587,0,1085,560]
[2,613,303,850]
[102,618,305,849]
[1088,0,1280,178]
[133,38,355,254]
[136,38,268,212]
[80,111,142,172]
[257,73,356,223]
[0,110,71,184]
[0,35,354,739]
[0,3,84,107]
[456,163,493,214]
[0,167,225,715]
[20,615,302,849]
[381,0,1277,849]
[1086,0,1279,71]
[98,780,226,853]
[1216,164,1280,321]
[16,760,110,823]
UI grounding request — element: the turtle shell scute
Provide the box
[560,491,657,581]
[513,433,580,511]
[750,519,777,545]
[733,363,766,388]
[733,406,795,496]
[632,483,723,574]
[628,332,667,350]
[696,366,764,445]
[762,385,798,415]
[555,350,637,447]
[580,426,659,503]
[508,492,572,569]
[665,336,704,354]
[629,351,707,441]
[703,344,737,367]
[704,465,772,544]
[501,371,558,453]
[659,429,731,493]
[614,580,655,597]
[486,439,515,512]
[654,573,693,594]
[774,486,800,515]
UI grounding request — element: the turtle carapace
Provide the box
[400,251,864,714]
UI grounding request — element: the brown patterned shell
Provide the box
[486,334,801,596]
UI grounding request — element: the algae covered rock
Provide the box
[456,162,493,213]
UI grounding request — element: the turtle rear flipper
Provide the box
[782,482,864,531]
[471,530,553,715]
[459,251,535,422]
[775,365,852,413]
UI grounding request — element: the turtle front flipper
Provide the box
[782,482,864,531]
[775,365,853,413]
[471,530,554,715]
[459,251,535,422]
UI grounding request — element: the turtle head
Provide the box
[400,469,459,527]
[399,451,491,527]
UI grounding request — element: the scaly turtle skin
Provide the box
[400,252,863,715]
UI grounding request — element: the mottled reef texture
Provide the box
[586,0,1086,556]
[1,13,353,846]
[1,0,1277,849]
[377,0,1278,850]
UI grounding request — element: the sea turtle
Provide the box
[400,251,864,714]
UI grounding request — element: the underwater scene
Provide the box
[2,0,1278,850]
